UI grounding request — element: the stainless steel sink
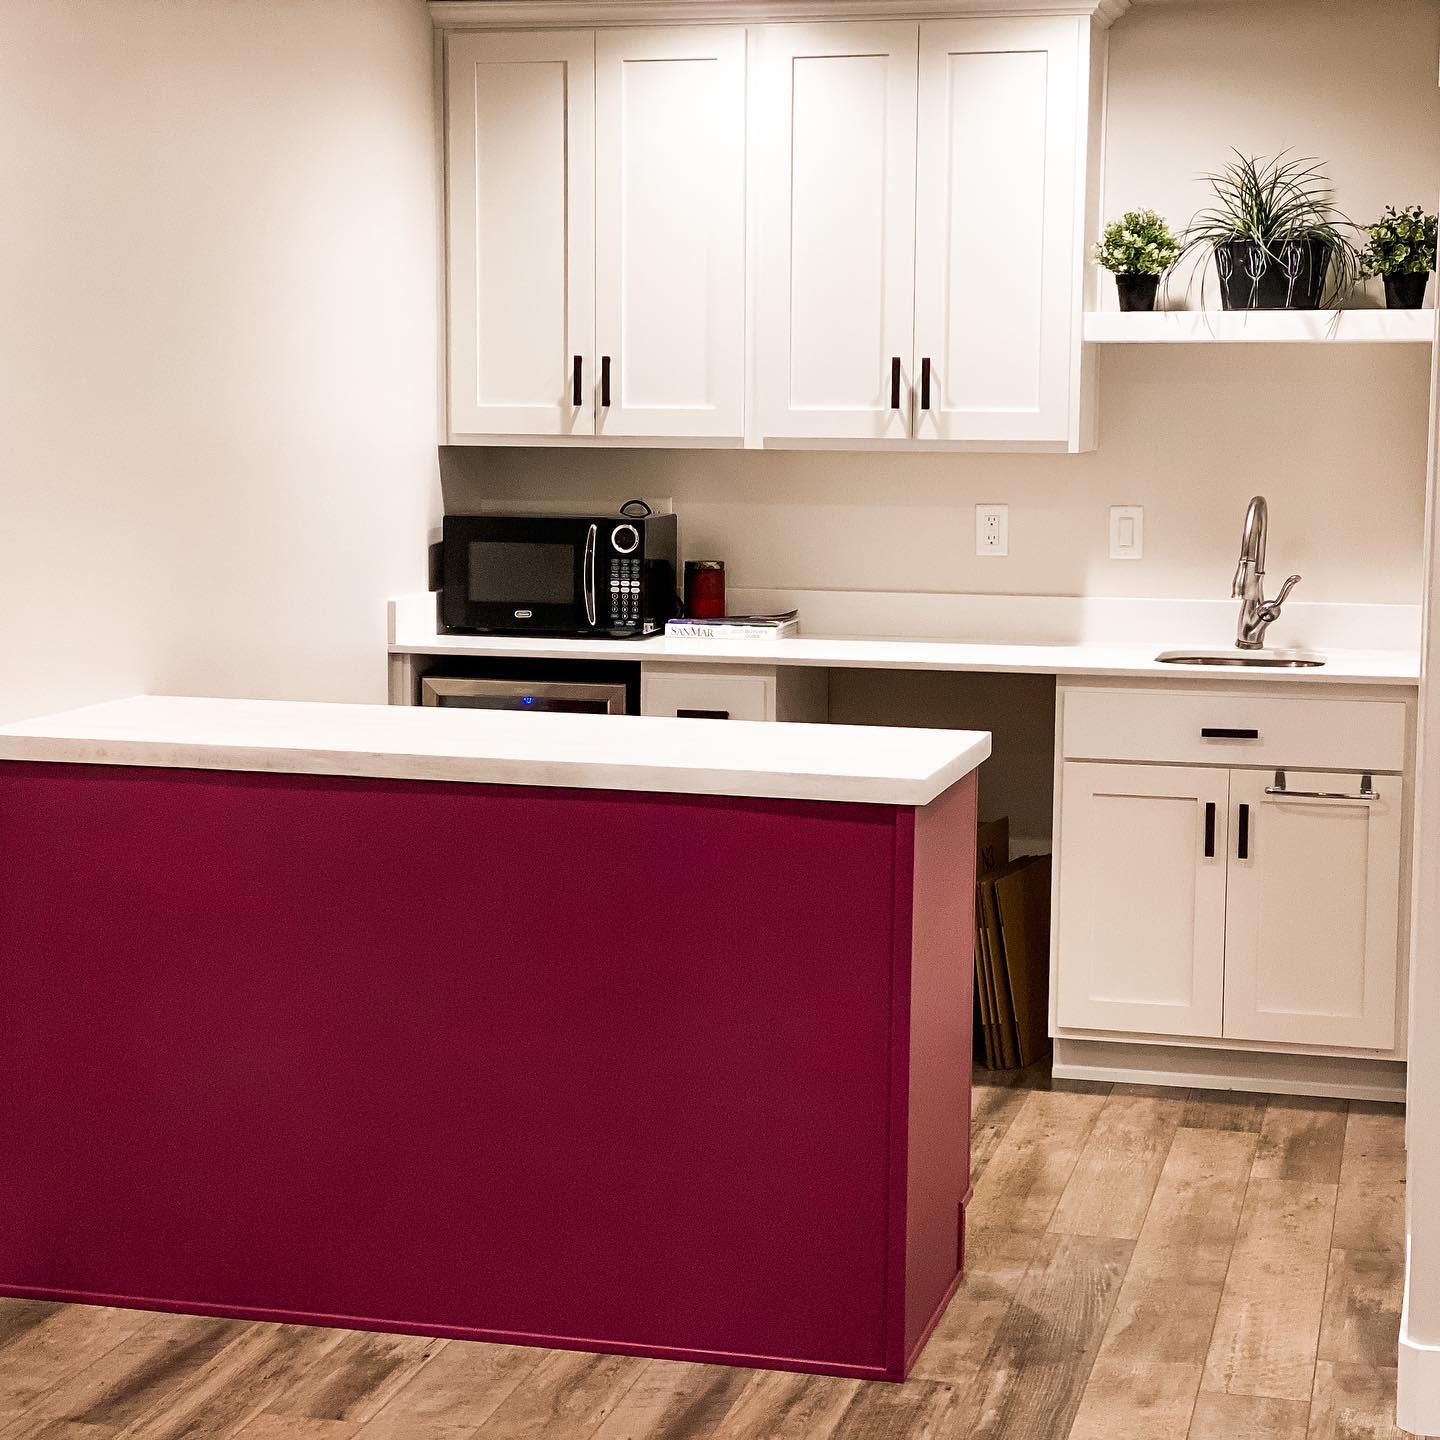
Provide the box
[1155,648,1326,668]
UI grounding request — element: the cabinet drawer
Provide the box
[641,666,775,722]
[1061,688,1407,772]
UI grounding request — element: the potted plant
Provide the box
[1093,210,1182,311]
[1177,151,1361,310]
[1360,205,1437,309]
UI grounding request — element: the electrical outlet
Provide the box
[1109,505,1144,560]
[975,504,1009,557]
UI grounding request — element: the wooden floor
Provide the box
[0,1064,1411,1440]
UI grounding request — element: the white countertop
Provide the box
[388,594,1419,686]
[392,629,1418,687]
[0,696,990,806]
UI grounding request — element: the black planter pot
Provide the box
[1384,272,1430,309]
[1214,237,1331,310]
[1114,273,1160,312]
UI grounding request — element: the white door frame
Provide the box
[1397,283,1440,1434]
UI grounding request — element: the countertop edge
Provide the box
[0,710,991,808]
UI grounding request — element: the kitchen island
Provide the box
[0,697,987,1382]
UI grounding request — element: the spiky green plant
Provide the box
[1173,150,1361,305]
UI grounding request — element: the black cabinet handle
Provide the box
[1237,803,1250,860]
[1204,802,1216,858]
[890,356,902,410]
[601,355,612,409]
[1201,727,1260,740]
[677,708,730,720]
[921,356,932,411]
[572,355,583,408]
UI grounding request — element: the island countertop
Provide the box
[0,695,991,807]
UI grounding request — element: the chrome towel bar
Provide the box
[1265,769,1379,802]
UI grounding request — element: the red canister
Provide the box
[684,560,726,619]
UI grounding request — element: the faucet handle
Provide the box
[1257,574,1302,625]
[1271,574,1301,608]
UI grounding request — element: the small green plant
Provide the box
[1175,150,1361,303]
[1360,205,1438,277]
[1093,210,1182,275]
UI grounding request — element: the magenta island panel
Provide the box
[0,760,976,1381]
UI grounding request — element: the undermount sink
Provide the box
[1155,648,1326,669]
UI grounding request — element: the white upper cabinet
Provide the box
[446,26,745,442]
[441,11,1103,450]
[1223,770,1402,1051]
[913,18,1084,444]
[753,23,919,442]
[753,17,1095,449]
[447,31,596,438]
[594,28,746,439]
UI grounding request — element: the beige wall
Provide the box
[0,0,440,722]
[446,343,1431,606]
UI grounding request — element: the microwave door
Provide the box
[458,523,586,634]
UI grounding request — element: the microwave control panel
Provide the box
[609,556,641,630]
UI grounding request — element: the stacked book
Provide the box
[665,610,800,642]
[974,817,1052,1071]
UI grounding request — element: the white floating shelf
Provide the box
[1084,309,1436,345]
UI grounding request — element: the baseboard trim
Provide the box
[1053,1037,1406,1102]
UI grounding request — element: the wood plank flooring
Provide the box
[0,1065,1411,1439]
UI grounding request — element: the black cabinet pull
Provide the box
[890,356,902,410]
[1203,802,1216,858]
[600,355,612,408]
[921,356,932,411]
[677,708,730,720]
[1237,803,1250,860]
[572,355,583,408]
[1201,727,1259,740]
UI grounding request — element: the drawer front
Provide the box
[641,667,775,722]
[1062,688,1408,772]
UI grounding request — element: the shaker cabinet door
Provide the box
[447,31,596,438]
[913,18,1083,444]
[754,23,919,441]
[1056,763,1229,1038]
[1222,770,1402,1050]
[594,27,746,439]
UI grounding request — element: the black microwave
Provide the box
[440,512,679,638]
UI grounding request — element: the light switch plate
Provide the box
[1109,505,1143,560]
[976,504,1009,557]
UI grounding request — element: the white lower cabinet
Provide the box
[1056,763,1228,1039]
[1056,689,1407,1055]
[1222,769,1402,1050]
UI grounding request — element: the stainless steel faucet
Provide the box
[1232,496,1301,649]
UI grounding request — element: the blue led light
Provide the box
[522,695,534,705]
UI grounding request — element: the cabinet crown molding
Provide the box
[430,1,1131,29]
